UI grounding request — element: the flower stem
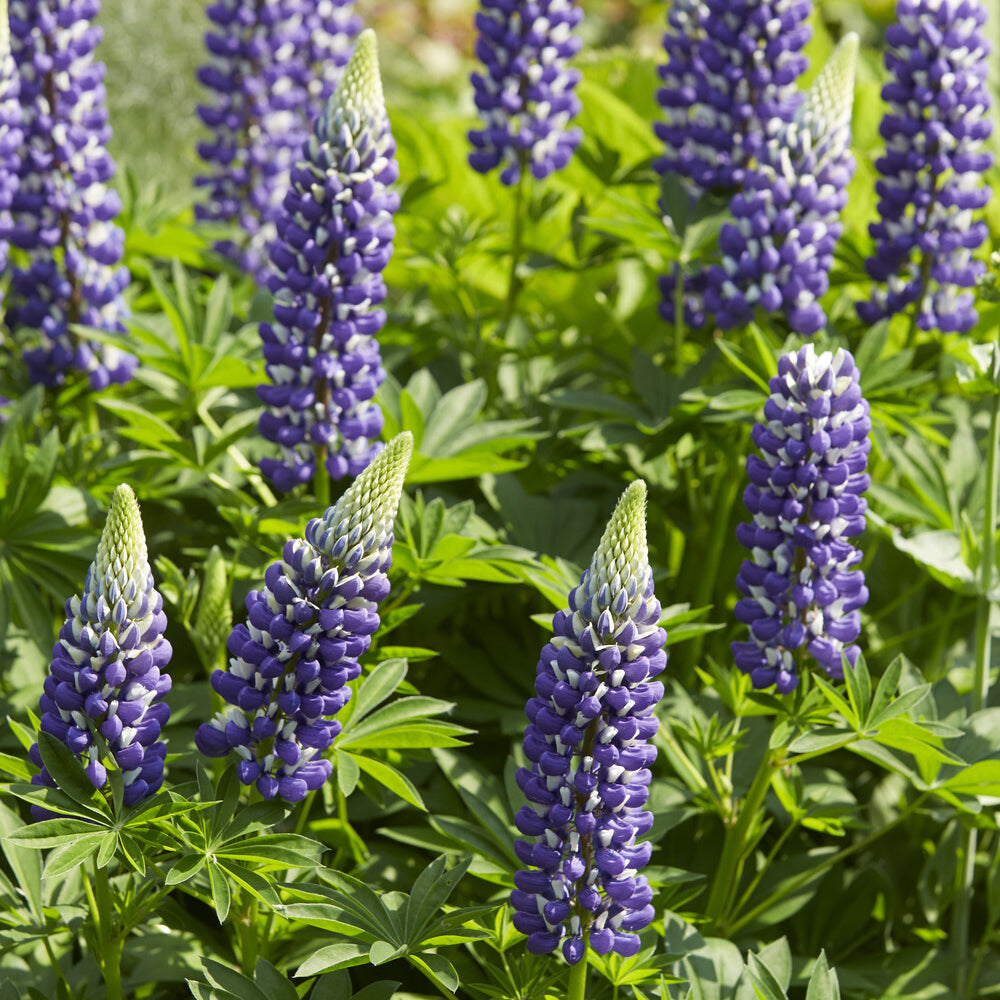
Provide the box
[952,339,1000,996]
[704,740,780,932]
[497,162,527,340]
[566,948,589,1000]
[314,465,331,509]
[90,858,123,1000]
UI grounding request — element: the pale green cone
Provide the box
[192,545,232,672]
[315,28,387,149]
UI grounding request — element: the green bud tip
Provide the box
[804,32,859,139]
[335,29,384,124]
[591,480,649,593]
[94,484,149,594]
[330,431,414,537]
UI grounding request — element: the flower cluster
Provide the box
[195,432,412,802]
[195,0,311,285]
[858,0,993,333]
[705,34,858,335]
[0,0,21,311]
[5,0,134,390]
[30,485,172,814]
[732,346,871,693]
[468,0,584,185]
[512,481,666,963]
[257,29,398,491]
[654,0,813,195]
[302,0,361,125]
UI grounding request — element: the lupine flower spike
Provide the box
[30,485,172,815]
[0,0,21,312]
[195,431,412,802]
[512,481,666,963]
[6,0,134,389]
[858,0,993,333]
[654,0,813,328]
[468,0,584,185]
[302,0,362,124]
[654,0,813,196]
[257,29,399,492]
[196,0,310,284]
[732,346,871,693]
[705,33,859,335]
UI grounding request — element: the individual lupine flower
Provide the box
[704,34,859,336]
[654,0,813,196]
[858,0,992,334]
[0,0,22,312]
[301,0,361,124]
[732,346,871,693]
[195,0,311,285]
[468,0,584,186]
[29,485,172,814]
[257,29,398,492]
[5,0,134,389]
[512,481,667,964]
[195,432,412,802]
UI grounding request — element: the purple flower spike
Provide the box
[257,29,398,492]
[5,0,134,390]
[468,0,584,185]
[858,0,992,334]
[654,0,813,196]
[732,346,871,693]
[195,432,412,803]
[302,1,361,124]
[29,486,172,816]
[0,1,22,310]
[195,0,312,285]
[706,34,859,335]
[512,481,666,964]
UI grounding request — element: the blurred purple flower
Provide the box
[257,29,398,492]
[858,0,992,333]
[5,0,134,389]
[512,481,666,963]
[195,433,412,803]
[732,346,871,692]
[30,486,172,814]
[469,0,583,185]
[0,3,22,312]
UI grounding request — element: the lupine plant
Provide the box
[0,0,20,314]
[2,4,1000,1000]
[257,29,398,496]
[859,0,993,334]
[5,0,134,389]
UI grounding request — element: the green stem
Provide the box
[497,163,527,340]
[704,742,779,931]
[952,340,1000,996]
[90,859,123,1000]
[237,893,260,973]
[41,934,72,996]
[198,405,277,507]
[566,948,589,1000]
[314,466,331,510]
[728,793,926,935]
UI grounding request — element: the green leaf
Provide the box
[336,750,360,797]
[843,655,872,727]
[866,656,903,727]
[203,959,269,1000]
[404,854,472,942]
[351,754,426,810]
[350,658,408,723]
[36,731,103,808]
[252,959,298,1000]
[207,861,232,922]
[3,818,98,848]
[409,952,459,994]
[369,940,406,965]
[745,953,787,1000]
[43,833,105,877]
[804,952,840,1000]
[165,853,207,885]
[940,759,1000,796]
[295,942,370,977]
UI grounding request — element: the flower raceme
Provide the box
[468,0,584,186]
[512,481,666,964]
[705,33,859,336]
[732,346,871,693]
[0,0,21,312]
[30,486,172,813]
[195,432,412,802]
[5,0,134,389]
[257,29,398,491]
[858,0,992,333]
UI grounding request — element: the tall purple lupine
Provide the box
[5,0,134,390]
[257,29,398,492]
[196,0,310,285]
[0,0,22,310]
[302,0,361,124]
[732,346,871,693]
[195,432,412,802]
[655,0,813,330]
[30,485,172,814]
[704,34,859,336]
[654,0,813,196]
[512,482,666,963]
[858,0,993,334]
[468,0,584,185]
